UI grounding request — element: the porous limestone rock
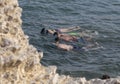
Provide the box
[0,0,120,84]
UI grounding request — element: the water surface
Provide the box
[19,0,120,79]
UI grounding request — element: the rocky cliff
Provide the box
[0,0,120,84]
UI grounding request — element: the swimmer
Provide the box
[53,32,79,42]
[53,37,96,51]
[40,26,81,35]
[53,37,85,51]
[53,37,73,51]
[40,28,46,34]
[53,32,87,44]
[40,28,55,35]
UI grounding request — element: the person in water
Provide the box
[53,37,85,51]
[40,28,46,34]
[41,28,89,44]
[40,26,81,35]
[53,37,99,51]
[53,32,87,44]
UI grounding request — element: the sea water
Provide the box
[19,0,120,79]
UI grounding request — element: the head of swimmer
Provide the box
[40,28,49,35]
[53,32,59,37]
[55,37,60,43]
[40,28,45,34]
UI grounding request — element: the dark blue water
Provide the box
[19,0,120,79]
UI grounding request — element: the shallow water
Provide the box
[19,0,120,79]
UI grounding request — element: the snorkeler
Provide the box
[40,26,81,35]
[53,37,76,51]
[40,28,46,34]
[53,32,87,44]
[53,37,85,51]
[53,37,100,51]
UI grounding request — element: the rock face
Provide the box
[0,0,120,84]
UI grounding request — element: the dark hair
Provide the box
[46,30,48,35]
[40,28,45,34]
[53,32,58,36]
[55,37,59,43]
